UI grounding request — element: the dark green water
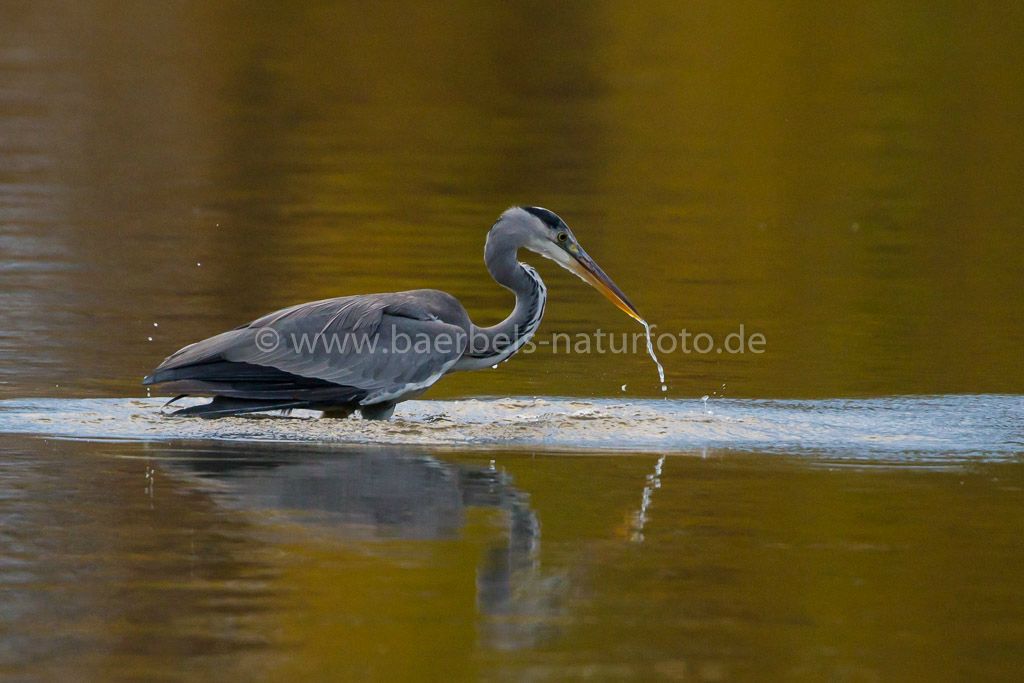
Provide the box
[1,2,1023,680]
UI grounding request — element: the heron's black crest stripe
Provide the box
[522,206,563,229]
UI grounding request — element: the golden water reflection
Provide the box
[3,437,1023,680]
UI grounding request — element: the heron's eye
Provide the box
[557,232,569,243]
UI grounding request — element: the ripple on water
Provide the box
[0,395,1021,462]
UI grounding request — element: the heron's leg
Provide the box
[320,406,355,419]
[359,402,396,421]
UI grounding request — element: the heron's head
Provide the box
[494,206,643,323]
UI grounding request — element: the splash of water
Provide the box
[1,396,1023,458]
[639,320,668,393]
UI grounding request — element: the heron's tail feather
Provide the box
[163,394,188,408]
[169,396,311,418]
[144,361,365,403]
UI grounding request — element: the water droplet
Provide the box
[147,336,153,342]
[196,262,202,267]
[620,384,627,392]
[661,384,667,392]
[638,319,666,389]
[491,364,498,369]
[153,322,159,327]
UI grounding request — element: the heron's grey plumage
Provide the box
[144,206,629,419]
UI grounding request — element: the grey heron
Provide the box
[143,206,643,419]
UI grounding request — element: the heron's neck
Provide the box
[459,231,547,369]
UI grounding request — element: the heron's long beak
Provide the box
[567,247,644,323]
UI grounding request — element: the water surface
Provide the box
[3,435,1024,680]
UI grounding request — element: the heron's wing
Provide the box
[151,293,468,404]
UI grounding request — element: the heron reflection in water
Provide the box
[164,444,563,650]
[144,207,643,419]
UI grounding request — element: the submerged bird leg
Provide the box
[320,406,356,419]
[359,402,396,420]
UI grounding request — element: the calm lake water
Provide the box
[2,2,1023,680]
